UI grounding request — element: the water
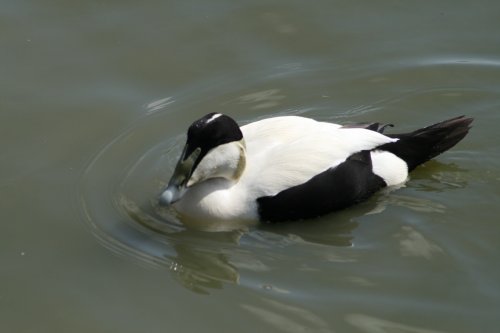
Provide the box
[2,1,500,332]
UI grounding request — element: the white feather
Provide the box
[370,150,408,186]
[187,141,244,187]
[205,113,222,123]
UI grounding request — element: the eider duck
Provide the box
[159,113,472,231]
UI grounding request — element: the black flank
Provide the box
[257,150,386,223]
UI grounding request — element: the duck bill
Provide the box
[159,145,201,206]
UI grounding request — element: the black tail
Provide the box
[377,116,473,171]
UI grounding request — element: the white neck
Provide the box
[187,140,246,187]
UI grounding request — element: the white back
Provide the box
[240,116,397,197]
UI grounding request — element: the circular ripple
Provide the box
[77,57,497,293]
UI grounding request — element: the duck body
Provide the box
[160,113,472,231]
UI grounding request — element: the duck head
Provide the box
[159,113,246,206]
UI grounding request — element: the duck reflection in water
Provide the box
[112,194,372,294]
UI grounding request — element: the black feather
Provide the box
[257,150,386,223]
[377,116,473,171]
